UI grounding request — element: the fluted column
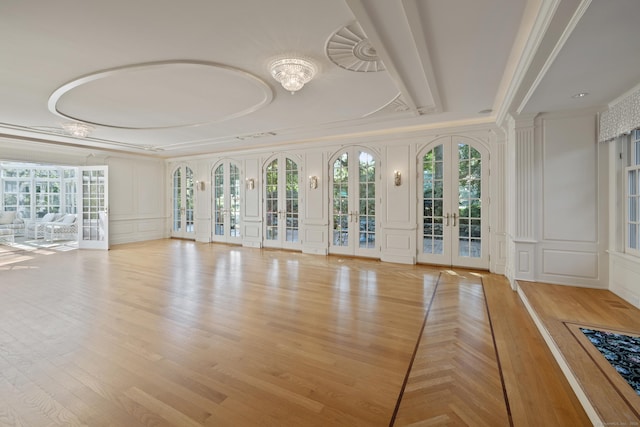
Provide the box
[505,113,538,285]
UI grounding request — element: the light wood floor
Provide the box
[519,281,640,426]
[0,239,589,426]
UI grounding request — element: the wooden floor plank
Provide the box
[0,239,596,426]
[518,281,640,426]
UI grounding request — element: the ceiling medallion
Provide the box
[326,22,385,72]
[269,57,317,94]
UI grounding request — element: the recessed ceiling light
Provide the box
[478,109,493,114]
[572,92,589,98]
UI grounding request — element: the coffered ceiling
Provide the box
[0,0,639,157]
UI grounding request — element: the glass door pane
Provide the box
[212,162,242,243]
[173,168,182,232]
[265,159,279,241]
[185,167,194,234]
[332,153,349,247]
[263,157,300,248]
[285,159,299,243]
[457,144,482,258]
[418,138,488,269]
[628,169,640,250]
[213,164,224,236]
[358,152,376,249]
[229,164,241,238]
[330,149,378,257]
[171,166,195,239]
[78,166,108,250]
[421,145,445,255]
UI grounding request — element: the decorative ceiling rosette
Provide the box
[326,22,385,72]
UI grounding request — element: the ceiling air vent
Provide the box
[235,132,276,141]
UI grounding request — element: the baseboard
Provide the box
[380,253,416,264]
[242,241,262,249]
[302,247,328,256]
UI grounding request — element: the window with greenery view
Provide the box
[626,129,640,255]
[1,164,76,219]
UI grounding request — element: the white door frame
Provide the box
[417,136,489,269]
[171,164,196,239]
[211,160,243,244]
[329,147,380,258]
[262,154,303,250]
[77,165,109,250]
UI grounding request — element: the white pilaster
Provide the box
[506,113,538,286]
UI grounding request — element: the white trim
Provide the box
[516,0,593,114]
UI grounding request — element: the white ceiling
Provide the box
[0,0,639,158]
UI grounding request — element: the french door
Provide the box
[212,161,242,244]
[418,137,488,269]
[171,165,195,239]
[78,166,108,250]
[263,156,301,249]
[330,148,378,257]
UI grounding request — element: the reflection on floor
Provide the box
[0,239,595,426]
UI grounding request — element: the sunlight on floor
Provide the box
[0,237,78,268]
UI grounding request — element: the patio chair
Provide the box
[25,212,63,239]
[44,214,78,242]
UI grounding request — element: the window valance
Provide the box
[599,85,640,142]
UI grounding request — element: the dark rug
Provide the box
[581,328,640,396]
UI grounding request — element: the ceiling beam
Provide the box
[345,0,440,115]
[495,0,585,126]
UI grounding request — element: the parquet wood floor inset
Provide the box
[393,271,510,427]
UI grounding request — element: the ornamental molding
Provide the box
[326,21,385,72]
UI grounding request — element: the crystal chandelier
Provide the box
[62,122,93,138]
[269,57,317,94]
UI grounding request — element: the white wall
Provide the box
[0,137,167,245]
[607,136,640,308]
[167,124,506,273]
[104,156,167,244]
[538,112,608,286]
[505,109,609,288]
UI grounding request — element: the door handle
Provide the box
[452,212,458,227]
[444,213,450,226]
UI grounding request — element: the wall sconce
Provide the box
[195,180,205,191]
[246,178,255,190]
[393,170,402,186]
[309,175,318,189]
